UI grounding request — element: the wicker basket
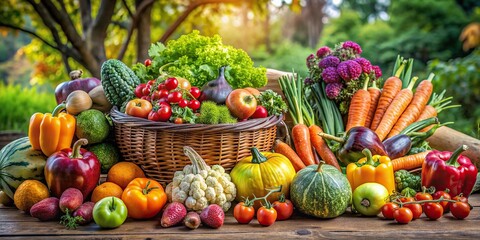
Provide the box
[110,107,283,185]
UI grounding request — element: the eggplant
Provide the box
[55,70,101,104]
[383,134,412,159]
[199,66,233,104]
[319,126,388,166]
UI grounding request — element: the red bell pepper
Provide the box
[421,145,477,197]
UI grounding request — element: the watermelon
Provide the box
[0,137,47,199]
[290,162,352,218]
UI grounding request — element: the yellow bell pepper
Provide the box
[28,104,76,156]
[346,149,395,194]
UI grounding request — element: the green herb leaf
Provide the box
[257,90,288,116]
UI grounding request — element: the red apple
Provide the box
[251,105,268,118]
[226,89,257,120]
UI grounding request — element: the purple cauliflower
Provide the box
[319,56,340,69]
[321,67,341,83]
[316,46,331,58]
[306,53,315,69]
[325,82,343,99]
[337,60,362,82]
[342,41,362,55]
[372,65,383,79]
[354,57,372,74]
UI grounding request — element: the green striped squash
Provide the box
[0,137,47,199]
[290,162,352,218]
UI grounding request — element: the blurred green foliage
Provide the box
[0,83,57,133]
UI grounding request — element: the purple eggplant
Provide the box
[383,134,412,159]
[55,70,101,104]
[319,126,388,166]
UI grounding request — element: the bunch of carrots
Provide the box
[277,74,341,172]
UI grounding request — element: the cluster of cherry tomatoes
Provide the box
[233,196,294,227]
[126,77,202,123]
[381,190,472,224]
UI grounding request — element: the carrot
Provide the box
[274,139,306,172]
[292,124,316,166]
[386,74,435,138]
[370,64,405,130]
[365,81,381,128]
[309,125,341,171]
[415,91,461,132]
[375,77,418,141]
[346,78,371,132]
[391,151,431,171]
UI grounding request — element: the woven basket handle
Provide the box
[276,120,291,147]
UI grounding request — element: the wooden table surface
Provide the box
[1,193,479,239]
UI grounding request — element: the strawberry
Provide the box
[200,204,224,229]
[160,202,187,227]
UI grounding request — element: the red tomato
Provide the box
[399,197,415,203]
[173,118,183,124]
[135,83,147,98]
[433,190,451,212]
[404,203,423,220]
[424,202,444,220]
[415,192,433,201]
[450,202,471,220]
[157,83,166,90]
[251,105,268,119]
[142,85,152,96]
[257,206,277,227]
[148,103,171,122]
[167,91,183,103]
[452,194,468,203]
[189,87,201,99]
[188,100,201,111]
[233,202,255,224]
[393,207,413,224]
[381,202,399,219]
[178,99,189,108]
[273,198,294,221]
[144,59,152,67]
[151,91,162,101]
[165,77,178,91]
[125,99,153,119]
[121,178,167,219]
[147,80,156,86]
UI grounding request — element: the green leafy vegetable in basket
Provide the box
[132,31,267,89]
[256,90,288,116]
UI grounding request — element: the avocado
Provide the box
[87,142,121,173]
[76,109,110,144]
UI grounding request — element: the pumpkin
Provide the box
[290,162,352,218]
[230,148,295,208]
[65,90,92,115]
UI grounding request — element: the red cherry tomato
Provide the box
[174,118,183,124]
[257,206,277,227]
[424,202,444,220]
[157,83,166,90]
[233,202,255,224]
[399,197,415,203]
[144,59,152,67]
[158,89,169,99]
[165,77,178,91]
[415,192,433,201]
[147,80,156,86]
[381,202,399,220]
[272,197,294,221]
[189,87,201,99]
[404,203,423,220]
[188,100,201,111]
[151,91,162,101]
[148,103,172,122]
[167,91,183,103]
[178,99,189,108]
[433,190,451,212]
[393,207,413,224]
[452,194,468,204]
[142,85,152,96]
[450,202,471,220]
[135,83,147,98]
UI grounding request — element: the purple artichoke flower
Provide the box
[342,41,362,55]
[325,82,343,99]
[319,56,340,69]
[316,46,331,58]
[304,77,314,85]
[372,65,383,79]
[321,67,341,83]
[337,60,362,82]
[354,57,372,74]
[306,53,315,68]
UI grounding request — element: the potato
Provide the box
[59,188,83,213]
[73,202,95,225]
[30,197,61,221]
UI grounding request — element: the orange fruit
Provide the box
[106,162,145,189]
[91,182,123,203]
[13,180,50,213]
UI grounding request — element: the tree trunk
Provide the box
[136,0,153,63]
[304,0,325,49]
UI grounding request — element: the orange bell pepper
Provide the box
[121,178,167,219]
[28,104,76,156]
[346,148,395,194]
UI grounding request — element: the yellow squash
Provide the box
[230,148,295,208]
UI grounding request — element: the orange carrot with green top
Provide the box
[274,139,306,172]
[375,77,418,141]
[346,78,371,132]
[392,151,431,171]
[365,81,381,128]
[387,73,435,138]
[309,125,341,171]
